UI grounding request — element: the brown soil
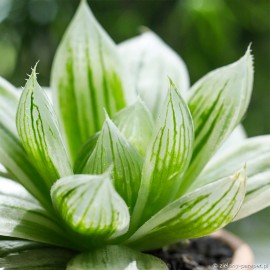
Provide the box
[148,236,233,270]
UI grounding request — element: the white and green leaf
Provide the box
[197,135,270,220]
[0,178,70,248]
[81,116,143,211]
[0,238,43,257]
[51,172,130,246]
[131,81,193,228]
[67,245,168,270]
[119,31,189,118]
[180,48,254,192]
[51,1,126,161]
[16,67,73,190]
[0,239,75,269]
[73,132,100,173]
[0,76,52,210]
[113,98,154,156]
[215,124,247,158]
[127,168,246,251]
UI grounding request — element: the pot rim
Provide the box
[212,229,254,269]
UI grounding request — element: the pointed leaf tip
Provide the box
[51,0,126,161]
[131,82,194,227]
[182,51,254,191]
[16,69,72,189]
[118,31,189,117]
[81,115,143,212]
[113,97,154,156]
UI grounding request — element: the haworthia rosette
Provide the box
[51,1,126,161]
[16,67,73,190]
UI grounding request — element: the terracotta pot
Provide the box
[212,230,254,269]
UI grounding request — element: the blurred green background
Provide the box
[0,0,269,263]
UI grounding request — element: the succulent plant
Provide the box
[0,1,269,269]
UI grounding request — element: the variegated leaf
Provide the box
[126,168,246,251]
[0,77,52,210]
[131,81,193,228]
[119,31,189,118]
[0,178,70,248]
[67,245,168,270]
[234,170,270,221]
[196,135,270,219]
[113,98,154,156]
[180,48,254,193]
[215,124,247,158]
[51,173,130,244]
[16,67,73,189]
[81,116,143,211]
[51,1,126,161]
[0,239,75,269]
[73,132,100,173]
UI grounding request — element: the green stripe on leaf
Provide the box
[127,167,246,250]
[81,115,143,212]
[67,245,168,270]
[51,172,130,245]
[180,47,254,193]
[16,66,73,190]
[0,77,52,211]
[131,81,194,229]
[118,31,189,118]
[0,178,70,248]
[0,239,75,269]
[51,1,126,161]
[113,97,154,156]
[197,135,270,220]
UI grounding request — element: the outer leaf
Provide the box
[0,178,70,248]
[126,168,246,251]
[67,245,168,270]
[131,82,193,228]
[113,98,154,156]
[234,171,270,221]
[51,173,130,245]
[16,67,72,189]
[51,1,126,160]
[81,116,143,211]
[0,238,42,257]
[0,77,51,210]
[119,31,189,118]
[196,136,270,219]
[0,239,75,269]
[180,48,254,192]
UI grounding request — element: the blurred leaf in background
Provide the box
[0,0,269,261]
